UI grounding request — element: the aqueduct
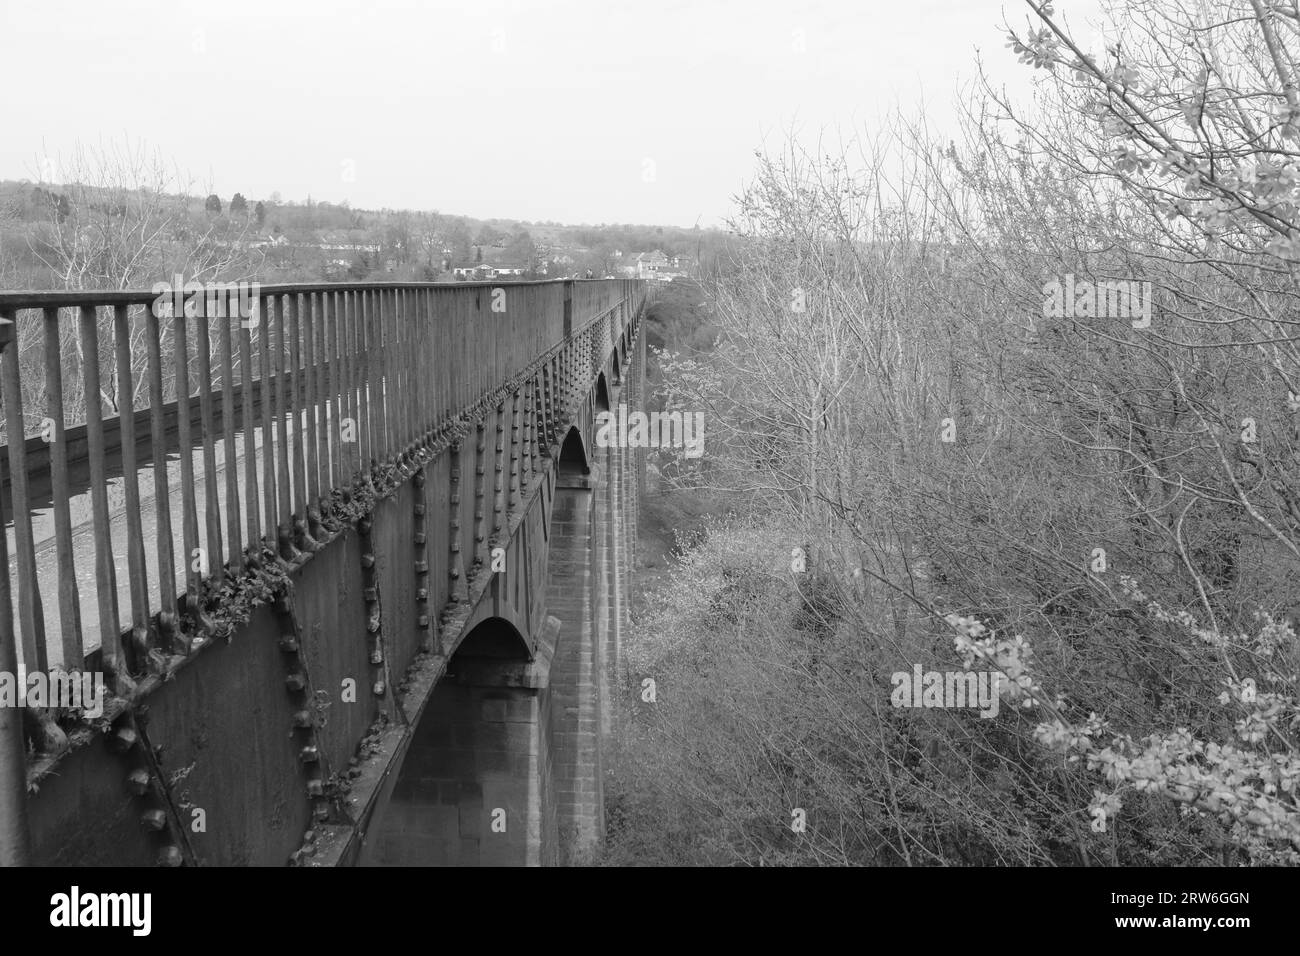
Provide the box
[0,278,647,866]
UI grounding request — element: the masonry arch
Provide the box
[362,616,554,867]
[558,426,590,478]
[451,601,533,664]
[612,339,625,385]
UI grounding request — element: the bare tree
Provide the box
[19,139,265,426]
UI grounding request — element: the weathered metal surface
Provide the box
[4,278,646,865]
[0,318,31,865]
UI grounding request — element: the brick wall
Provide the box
[545,479,604,863]
[365,627,551,866]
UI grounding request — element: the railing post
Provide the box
[0,317,33,866]
[563,279,573,340]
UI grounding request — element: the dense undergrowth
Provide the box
[601,0,1300,866]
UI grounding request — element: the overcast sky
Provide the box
[0,0,1107,227]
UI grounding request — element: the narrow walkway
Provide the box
[7,400,357,672]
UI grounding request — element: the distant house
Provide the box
[635,249,669,279]
[249,234,290,249]
[317,230,380,254]
[632,251,694,280]
[451,263,527,280]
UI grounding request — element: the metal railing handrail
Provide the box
[0,277,619,312]
[0,277,646,691]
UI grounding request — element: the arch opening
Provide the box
[363,617,548,867]
[558,426,590,477]
[448,616,531,666]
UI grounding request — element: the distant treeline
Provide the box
[0,175,740,291]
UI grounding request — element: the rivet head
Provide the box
[141,809,168,831]
[279,635,299,653]
[157,846,184,867]
[109,726,138,754]
[413,532,426,545]
[126,769,151,795]
[285,672,307,692]
[306,779,325,797]
[361,553,376,568]
[292,709,313,728]
[372,680,386,697]
[300,745,320,763]
[357,517,373,535]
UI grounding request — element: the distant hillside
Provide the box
[0,177,734,290]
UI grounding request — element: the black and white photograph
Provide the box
[0,0,1292,932]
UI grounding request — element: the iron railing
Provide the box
[0,278,644,694]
